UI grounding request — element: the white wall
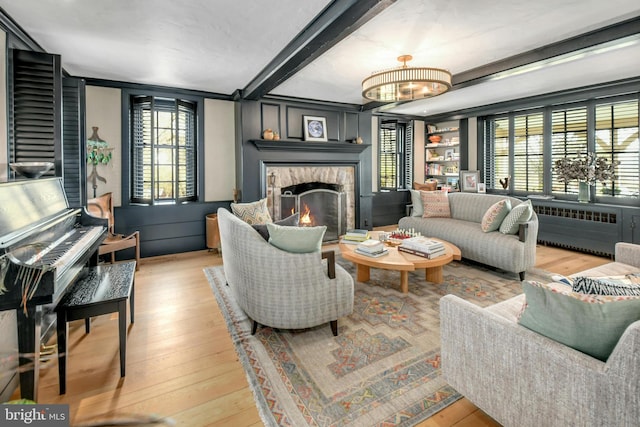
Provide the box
[85,86,122,204]
[204,99,235,202]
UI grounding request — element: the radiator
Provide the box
[533,204,622,256]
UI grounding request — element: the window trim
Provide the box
[122,88,205,207]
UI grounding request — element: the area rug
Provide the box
[204,259,553,427]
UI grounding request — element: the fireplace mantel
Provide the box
[251,139,369,153]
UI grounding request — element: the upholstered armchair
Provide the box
[87,193,140,270]
[217,207,354,336]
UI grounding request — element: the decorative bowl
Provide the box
[428,135,442,144]
[10,162,54,179]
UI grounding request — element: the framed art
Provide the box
[477,183,486,193]
[460,170,479,192]
[444,148,454,161]
[302,115,328,142]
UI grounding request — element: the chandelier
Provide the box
[362,55,452,102]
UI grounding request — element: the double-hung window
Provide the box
[483,94,639,203]
[379,119,413,189]
[131,96,198,205]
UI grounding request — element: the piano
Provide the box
[0,178,107,401]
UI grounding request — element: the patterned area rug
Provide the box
[204,258,553,427]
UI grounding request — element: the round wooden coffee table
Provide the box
[339,232,461,294]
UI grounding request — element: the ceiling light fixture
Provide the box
[362,55,452,102]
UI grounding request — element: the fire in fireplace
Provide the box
[280,182,347,242]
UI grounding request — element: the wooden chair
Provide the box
[87,192,140,271]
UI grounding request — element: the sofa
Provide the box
[398,192,538,279]
[217,207,354,335]
[440,242,640,427]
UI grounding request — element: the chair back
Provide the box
[87,192,114,234]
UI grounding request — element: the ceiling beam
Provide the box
[242,0,396,101]
[362,16,640,113]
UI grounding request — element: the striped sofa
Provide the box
[398,192,538,279]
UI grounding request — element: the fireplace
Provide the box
[264,164,356,241]
[280,182,347,241]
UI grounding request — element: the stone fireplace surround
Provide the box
[265,165,355,230]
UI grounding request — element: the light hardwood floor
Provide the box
[18,243,610,426]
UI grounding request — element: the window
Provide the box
[131,96,197,205]
[483,94,639,203]
[379,120,413,189]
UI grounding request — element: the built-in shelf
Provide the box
[251,139,369,153]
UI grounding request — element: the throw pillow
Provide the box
[267,223,326,253]
[252,212,300,241]
[230,198,272,225]
[413,181,438,191]
[518,280,640,361]
[480,199,512,232]
[409,189,424,217]
[571,276,640,296]
[421,190,451,218]
[499,199,533,234]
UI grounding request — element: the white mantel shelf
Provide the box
[251,139,369,153]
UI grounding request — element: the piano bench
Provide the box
[55,261,136,395]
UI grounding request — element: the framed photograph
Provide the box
[302,115,328,142]
[460,170,479,192]
[477,183,486,193]
[446,176,459,190]
[444,148,454,161]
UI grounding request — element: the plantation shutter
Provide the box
[484,117,509,190]
[131,96,153,204]
[513,112,544,192]
[551,106,588,194]
[177,100,197,202]
[595,100,639,198]
[403,121,413,189]
[62,77,86,207]
[9,49,62,177]
[379,121,397,189]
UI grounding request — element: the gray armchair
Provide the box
[217,208,354,336]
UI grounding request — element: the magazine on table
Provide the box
[354,248,389,258]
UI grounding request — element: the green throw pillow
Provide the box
[518,281,640,361]
[230,198,272,225]
[481,199,511,232]
[409,189,423,217]
[499,199,532,234]
[267,223,326,253]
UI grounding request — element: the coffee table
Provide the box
[338,232,461,294]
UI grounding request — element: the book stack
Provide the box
[340,229,370,244]
[355,239,388,258]
[398,236,446,259]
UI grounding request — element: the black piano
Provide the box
[0,178,107,401]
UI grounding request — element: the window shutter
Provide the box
[9,49,62,177]
[484,117,509,190]
[177,100,197,202]
[513,112,544,192]
[595,100,639,198]
[403,121,413,188]
[379,121,397,189]
[62,77,86,207]
[131,96,153,204]
[551,107,588,194]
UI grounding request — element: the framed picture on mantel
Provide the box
[302,115,328,142]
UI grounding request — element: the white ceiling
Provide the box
[2,0,639,117]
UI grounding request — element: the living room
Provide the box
[0,1,639,426]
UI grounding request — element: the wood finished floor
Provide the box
[18,242,610,426]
